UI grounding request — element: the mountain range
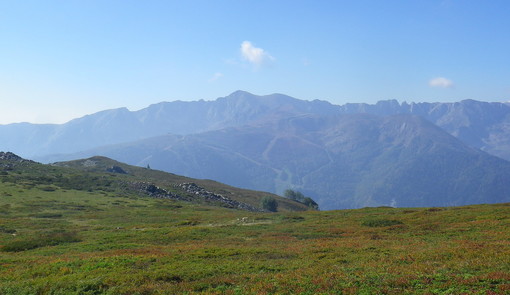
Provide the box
[2,91,510,209]
[0,91,339,159]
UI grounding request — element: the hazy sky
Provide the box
[1,0,509,124]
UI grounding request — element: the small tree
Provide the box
[261,196,278,212]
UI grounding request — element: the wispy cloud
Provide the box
[240,41,275,67]
[208,72,223,82]
[429,77,454,88]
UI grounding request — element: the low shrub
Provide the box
[177,220,199,226]
[280,215,305,221]
[1,231,80,252]
[0,226,16,234]
[39,185,57,192]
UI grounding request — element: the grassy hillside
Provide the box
[0,156,509,294]
[52,156,309,212]
[0,152,309,213]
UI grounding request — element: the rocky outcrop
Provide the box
[126,181,188,201]
[106,165,128,174]
[0,152,34,170]
[0,152,29,162]
[176,183,263,212]
[124,181,262,212]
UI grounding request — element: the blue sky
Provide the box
[1,0,509,124]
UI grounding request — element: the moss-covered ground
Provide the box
[1,181,509,294]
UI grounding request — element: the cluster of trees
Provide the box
[260,190,319,212]
[284,189,319,210]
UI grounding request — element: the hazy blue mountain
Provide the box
[339,99,510,161]
[3,91,510,162]
[45,114,510,210]
[0,108,144,158]
[0,91,339,159]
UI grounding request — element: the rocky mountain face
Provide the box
[338,99,510,161]
[2,91,510,209]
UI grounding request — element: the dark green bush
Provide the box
[261,196,278,212]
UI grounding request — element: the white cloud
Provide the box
[208,72,223,82]
[240,41,275,67]
[429,77,454,88]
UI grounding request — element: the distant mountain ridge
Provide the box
[2,91,510,162]
[0,91,341,158]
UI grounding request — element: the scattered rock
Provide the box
[176,183,263,212]
[82,160,97,167]
[125,181,188,202]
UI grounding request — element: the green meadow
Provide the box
[0,156,509,294]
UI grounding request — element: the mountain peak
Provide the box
[227,90,255,97]
[220,90,259,102]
